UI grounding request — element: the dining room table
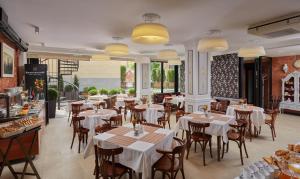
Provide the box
[134,104,165,124]
[115,97,140,108]
[226,104,266,129]
[93,123,175,179]
[175,111,236,161]
[79,109,117,158]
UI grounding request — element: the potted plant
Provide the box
[99,88,109,95]
[64,84,74,100]
[48,88,58,118]
[128,88,136,97]
[109,89,119,96]
[88,89,98,96]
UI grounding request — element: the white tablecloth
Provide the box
[175,112,235,143]
[135,104,164,124]
[226,105,266,128]
[67,100,97,112]
[93,124,175,179]
[88,95,108,101]
[163,96,185,108]
[115,97,139,108]
[80,109,117,157]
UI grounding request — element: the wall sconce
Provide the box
[283,64,288,73]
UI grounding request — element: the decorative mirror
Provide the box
[294,59,300,69]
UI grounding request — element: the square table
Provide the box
[175,112,235,161]
[93,123,175,179]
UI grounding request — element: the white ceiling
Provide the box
[1,0,300,57]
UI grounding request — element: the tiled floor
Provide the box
[1,111,300,179]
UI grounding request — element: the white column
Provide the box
[184,39,211,112]
[135,57,151,99]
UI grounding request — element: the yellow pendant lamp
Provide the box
[104,43,129,56]
[238,46,266,57]
[158,49,181,65]
[131,13,169,45]
[197,30,229,52]
[198,37,229,52]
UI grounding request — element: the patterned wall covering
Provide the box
[179,61,185,92]
[211,53,239,98]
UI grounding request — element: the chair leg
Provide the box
[239,143,244,165]
[209,139,213,158]
[186,142,191,159]
[180,167,185,179]
[271,127,275,141]
[162,172,166,179]
[128,169,132,179]
[151,167,155,179]
[181,130,184,139]
[168,121,171,129]
[273,125,277,137]
[78,134,81,153]
[226,142,229,153]
[243,141,249,158]
[194,141,197,152]
[259,126,261,134]
[222,142,225,159]
[70,132,76,149]
[249,123,252,142]
[202,141,208,166]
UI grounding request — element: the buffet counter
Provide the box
[0,100,45,162]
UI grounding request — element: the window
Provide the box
[151,61,180,93]
[151,62,162,93]
[120,61,136,91]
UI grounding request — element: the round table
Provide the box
[226,105,266,128]
[135,104,164,124]
[79,109,117,133]
[68,100,97,112]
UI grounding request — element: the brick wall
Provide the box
[272,55,299,97]
[0,33,20,92]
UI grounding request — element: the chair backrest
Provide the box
[95,123,113,134]
[235,109,253,123]
[132,107,146,123]
[72,116,85,132]
[93,101,106,109]
[94,146,123,178]
[267,109,279,125]
[170,137,186,171]
[110,115,123,126]
[142,123,163,128]
[111,96,117,108]
[239,98,247,104]
[141,96,148,104]
[188,121,210,135]
[231,119,247,141]
[176,110,185,122]
[71,103,83,116]
[164,103,172,121]
[124,100,135,109]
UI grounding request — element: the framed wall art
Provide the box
[1,42,15,77]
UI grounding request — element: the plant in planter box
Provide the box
[88,89,98,96]
[48,88,58,118]
[118,88,125,94]
[88,86,97,92]
[64,84,75,100]
[99,88,109,95]
[128,88,136,97]
[109,89,119,96]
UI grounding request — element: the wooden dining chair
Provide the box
[222,119,249,165]
[132,107,146,124]
[109,114,123,127]
[186,121,213,166]
[158,103,172,129]
[69,103,84,126]
[70,116,89,153]
[141,96,148,104]
[94,146,133,179]
[152,137,186,179]
[124,100,135,120]
[94,123,114,134]
[93,101,106,109]
[235,109,253,141]
[142,122,163,128]
[260,109,279,141]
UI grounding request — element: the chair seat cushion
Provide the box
[191,132,211,141]
[153,155,180,171]
[227,131,241,140]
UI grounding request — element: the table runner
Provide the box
[106,135,137,146]
[106,126,132,135]
[140,133,166,144]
